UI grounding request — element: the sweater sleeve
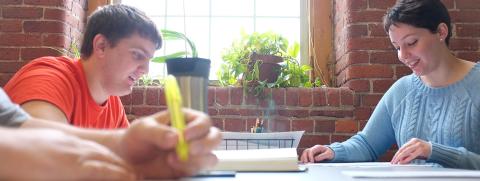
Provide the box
[329,93,397,162]
[428,142,480,170]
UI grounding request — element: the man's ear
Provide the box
[437,23,449,41]
[92,34,109,58]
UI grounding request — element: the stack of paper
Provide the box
[211,148,304,172]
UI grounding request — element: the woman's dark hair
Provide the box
[80,4,162,59]
[383,0,452,45]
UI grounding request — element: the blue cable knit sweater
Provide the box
[329,63,480,170]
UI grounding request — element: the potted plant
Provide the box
[150,29,210,113]
[217,31,319,97]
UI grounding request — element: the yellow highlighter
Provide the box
[164,75,189,161]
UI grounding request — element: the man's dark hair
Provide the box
[383,0,452,45]
[80,4,162,59]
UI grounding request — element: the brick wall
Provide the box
[334,0,480,159]
[0,0,479,161]
[0,0,87,85]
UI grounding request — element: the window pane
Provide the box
[122,0,166,16]
[256,0,299,17]
[211,0,254,16]
[210,17,254,79]
[166,0,210,16]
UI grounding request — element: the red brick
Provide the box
[238,109,260,116]
[145,87,159,105]
[269,118,291,132]
[0,19,22,32]
[130,87,145,105]
[259,88,272,108]
[348,10,386,23]
[347,65,394,80]
[0,48,19,61]
[298,88,312,107]
[347,37,393,51]
[285,88,299,106]
[378,149,396,162]
[42,34,68,47]
[224,119,246,132]
[373,79,394,93]
[215,87,229,106]
[315,120,335,133]
[211,118,224,130]
[369,23,387,37]
[0,73,14,87]
[230,87,243,105]
[347,24,368,38]
[313,87,327,106]
[326,88,340,106]
[450,10,480,23]
[245,91,259,105]
[278,109,309,118]
[0,34,42,46]
[335,119,358,133]
[336,51,369,74]
[456,24,480,37]
[0,62,24,73]
[456,0,480,9]
[24,21,65,33]
[218,108,241,116]
[158,89,166,105]
[331,134,351,142]
[24,0,68,7]
[457,52,480,62]
[354,107,373,120]
[362,94,383,106]
[131,106,163,117]
[207,87,214,106]
[20,48,62,61]
[292,119,314,133]
[0,0,22,5]
[368,0,395,9]
[359,120,368,130]
[340,87,354,106]
[44,8,66,21]
[271,88,285,105]
[344,79,370,92]
[120,94,132,105]
[2,7,43,19]
[208,108,218,116]
[345,0,367,11]
[395,65,412,78]
[448,38,479,51]
[310,110,346,118]
[298,135,330,148]
[370,51,398,64]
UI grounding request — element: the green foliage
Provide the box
[151,29,198,63]
[51,39,81,59]
[217,31,319,98]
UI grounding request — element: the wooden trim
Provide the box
[308,0,333,86]
[87,0,112,16]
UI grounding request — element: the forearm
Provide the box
[428,142,480,170]
[20,118,124,154]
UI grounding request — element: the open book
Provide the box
[211,148,305,172]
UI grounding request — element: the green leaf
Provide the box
[151,51,187,63]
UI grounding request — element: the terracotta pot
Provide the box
[248,52,283,83]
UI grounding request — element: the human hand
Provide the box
[115,109,221,179]
[0,129,135,180]
[300,145,334,163]
[391,138,432,164]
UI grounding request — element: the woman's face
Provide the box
[388,23,445,77]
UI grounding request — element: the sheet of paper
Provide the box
[309,162,436,168]
[342,170,480,178]
[212,148,302,171]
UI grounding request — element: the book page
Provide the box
[211,148,302,171]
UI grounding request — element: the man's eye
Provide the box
[407,40,417,46]
[131,50,145,60]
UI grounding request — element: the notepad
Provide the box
[211,148,305,172]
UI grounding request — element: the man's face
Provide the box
[100,33,156,96]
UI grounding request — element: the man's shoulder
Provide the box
[28,56,77,69]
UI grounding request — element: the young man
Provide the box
[4,4,161,128]
[0,88,221,179]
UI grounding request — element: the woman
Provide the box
[301,0,480,170]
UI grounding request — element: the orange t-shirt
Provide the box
[4,56,129,129]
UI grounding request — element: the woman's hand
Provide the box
[391,138,432,164]
[300,145,334,163]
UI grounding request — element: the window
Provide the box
[120,0,307,80]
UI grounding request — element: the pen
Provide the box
[164,75,189,161]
